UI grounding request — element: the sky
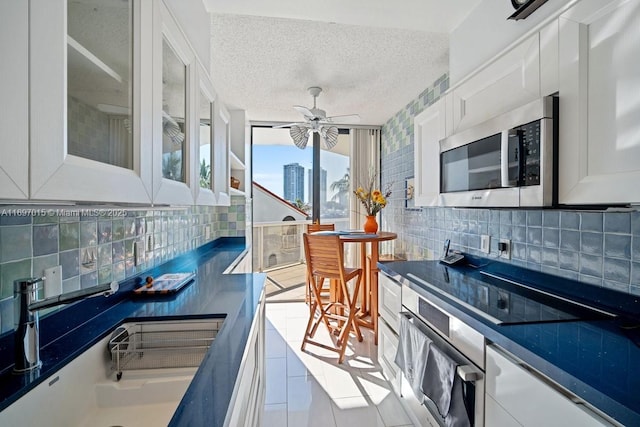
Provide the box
[253,144,349,202]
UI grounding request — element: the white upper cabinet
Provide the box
[540,19,559,97]
[0,1,29,199]
[558,0,640,205]
[29,0,152,203]
[151,2,195,205]
[194,63,217,206]
[414,96,450,206]
[213,105,231,206]
[451,33,541,135]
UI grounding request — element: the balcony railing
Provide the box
[252,218,349,272]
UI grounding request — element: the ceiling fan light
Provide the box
[290,125,310,149]
[321,126,339,150]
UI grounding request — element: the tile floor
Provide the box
[262,301,415,427]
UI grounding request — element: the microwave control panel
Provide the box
[516,120,541,186]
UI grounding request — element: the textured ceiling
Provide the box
[205,0,481,126]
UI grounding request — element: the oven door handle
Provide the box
[457,364,483,382]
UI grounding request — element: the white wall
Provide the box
[164,0,211,69]
[253,184,308,223]
[449,0,574,85]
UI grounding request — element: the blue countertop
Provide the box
[378,259,640,426]
[0,237,265,427]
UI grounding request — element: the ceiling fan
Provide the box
[274,87,360,150]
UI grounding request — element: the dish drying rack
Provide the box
[108,320,218,380]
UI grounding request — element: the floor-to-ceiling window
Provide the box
[251,126,351,275]
[319,133,350,229]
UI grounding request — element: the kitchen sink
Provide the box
[0,318,224,427]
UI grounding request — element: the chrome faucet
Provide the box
[13,278,119,373]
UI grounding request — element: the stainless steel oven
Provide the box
[439,96,557,207]
[400,283,485,427]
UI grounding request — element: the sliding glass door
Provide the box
[251,126,351,271]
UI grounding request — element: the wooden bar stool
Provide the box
[306,223,335,233]
[304,223,335,304]
[301,233,363,363]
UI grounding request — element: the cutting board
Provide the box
[132,272,196,295]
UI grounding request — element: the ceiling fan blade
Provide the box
[272,122,300,129]
[293,105,315,119]
[324,113,361,124]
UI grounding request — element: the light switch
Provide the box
[481,235,490,253]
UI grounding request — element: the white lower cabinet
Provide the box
[378,318,400,392]
[379,273,402,332]
[399,374,438,427]
[486,344,612,426]
[485,394,522,427]
[225,250,252,274]
[378,273,402,392]
[224,288,265,427]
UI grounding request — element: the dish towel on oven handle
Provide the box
[421,344,472,427]
[394,314,432,402]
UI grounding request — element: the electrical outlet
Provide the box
[205,225,211,240]
[480,235,490,253]
[499,239,511,259]
[44,265,63,298]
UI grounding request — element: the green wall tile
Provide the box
[0,225,32,262]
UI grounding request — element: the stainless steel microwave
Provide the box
[439,96,557,207]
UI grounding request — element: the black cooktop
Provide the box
[407,264,615,325]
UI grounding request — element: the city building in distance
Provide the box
[283,163,304,203]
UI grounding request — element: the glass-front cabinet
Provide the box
[160,39,187,183]
[151,1,195,204]
[195,63,217,205]
[11,0,228,205]
[214,106,231,206]
[30,0,153,203]
[67,0,134,170]
[0,1,29,199]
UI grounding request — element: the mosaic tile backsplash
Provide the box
[380,73,640,295]
[0,196,246,333]
[382,73,449,157]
